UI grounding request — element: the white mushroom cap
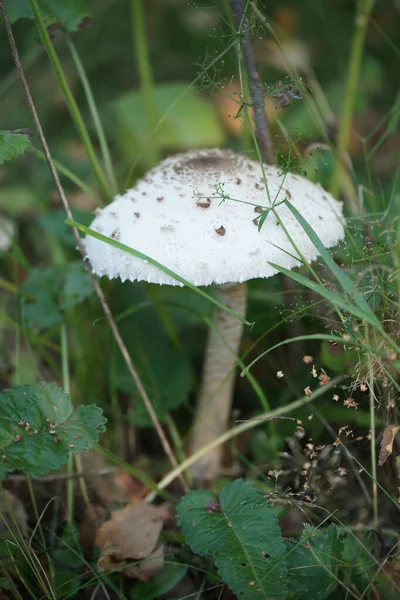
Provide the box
[85,149,345,286]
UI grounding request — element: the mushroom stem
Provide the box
[189,281,247,482]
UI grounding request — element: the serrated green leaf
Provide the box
[130,564,187,600]
[113,82,224,160]
[0,382,106,478]
[4,0,92,31]
[178,479,288,600]
[0,131,31,165]
[286,524,342,600]
[339,530,392,595]
[21,262,94,331]
[39,209,93,248]
[60,262,94,309]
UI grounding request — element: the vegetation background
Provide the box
[0,0,400,598]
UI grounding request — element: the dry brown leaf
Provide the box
[378,425,400,466]
[95,501,168,580]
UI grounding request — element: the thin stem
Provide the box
[66,37,118,196]
[27,0,111,200]
[132,0,160,166]
[0,0,188,492]
[26,475,56,599]
[331,0,374,207]
[366,332,379,533]
[230,0,273,163]
[60,325,74,524]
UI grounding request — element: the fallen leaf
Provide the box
[378,425,400,466]
[95,502,168,580]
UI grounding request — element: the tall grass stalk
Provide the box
[331,0,374,208]
[67,38,118,196]
[27,0,112,200]
[367,331,379,533]
[131,0,160,166]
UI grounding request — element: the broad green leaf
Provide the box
[0,382,106,478]
[0,131,31,166]
[178,479,288,600]
[339,530,392,595]
[21,262,94,331]
[60,262,94,309]
[40,209,93,248]
[286,524,342,599]
[4,0,92,31]
[52,523,84,598]
[114,287,192,426]
[21,266,63,330]
[130,564,187,600]
[113,82,224,160]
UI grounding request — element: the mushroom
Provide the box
[84,148,345,482]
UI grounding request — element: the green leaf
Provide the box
[113,82,224,160]
[4,0,93,31]
[52,523,84,598]
[21,262,94,331]
[177,479,288,600]
[114,287,192,426]
[0,131,31,165]
[60,262,94,309]
[0,382,107,478]
[339,530,388,595]
[130,564,187,600]
[39,209,93,248]
[286,524,342,599]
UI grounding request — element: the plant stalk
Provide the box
[132,0,160,166]
[331,0,374,206]
[66,37,118,196]
[27,0,112,200]
[230,0,273,164]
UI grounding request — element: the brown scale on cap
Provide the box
[196,199,211,209]
[254,206,263,214]
[215,225,226,236]
[156,196,164,202]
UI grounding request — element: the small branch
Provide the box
[230,0,273,163]
[0,1,188,494]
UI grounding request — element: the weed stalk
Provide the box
[27,0,112,200]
